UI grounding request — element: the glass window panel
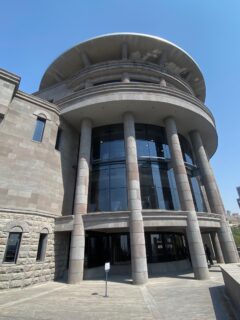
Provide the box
[109,140,125,160]
[32,118,46,142]
[190,176,206,212]
[179,135,194,165]
[36,234,48,261]
[167,168,181,210]
[150,234,164,262]
[110,188,128,211]
[112,234,131,264]
[99,141,110,160]
[110,165,126,188]
[164,234,177,260]
[97,189,110,211]
[94,167,109,190]
[4,232,22,263]
[137,140,149,158]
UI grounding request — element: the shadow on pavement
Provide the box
[209,285,236,320]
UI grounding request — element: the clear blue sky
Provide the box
[1,0,240,212]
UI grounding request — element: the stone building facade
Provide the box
[0,33,239,289]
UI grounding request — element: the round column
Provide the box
[68,118,92,284]
[210,232,224,263]
[164,117,209,280]
[190,130,239,263]
[123,112,148,285]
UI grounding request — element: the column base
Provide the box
[132,271,148,285]
[68,260,84,284]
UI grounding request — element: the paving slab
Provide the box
[0,266,237,320]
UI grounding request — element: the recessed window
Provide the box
[36,233,48,261]
[32,117,46,142]
[3,232,22,263]
[0,114,4,124]
[55,128,62,150]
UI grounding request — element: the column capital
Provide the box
[123,112,135,122]
[81,118,92,128]
[163,116,177,130]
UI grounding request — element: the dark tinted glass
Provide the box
[189,176,206,212]
[32,117,46,142]
[36,234,48,261]
[89,126,127,212]
[92,125,125,161]
[4,233,21,263]
[179,135,194,165]
[55,128,62,150]
[145,232,188,263]
[135,124,170,159]
[139,161,175,210]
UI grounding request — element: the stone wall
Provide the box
[0,212,56,289]
[54,232,70,280]
[58,119,79,216]
[0,92,64,216]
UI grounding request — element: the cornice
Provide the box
[56,83,215,124]
[15,90,60,115]
[0,68,21,89]
[0,207,58,219]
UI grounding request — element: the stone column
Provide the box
[68,118,92,284]
[164,117,209,280]
[123,113,148,285]
[190,130,239,263]
[210,232,224,263]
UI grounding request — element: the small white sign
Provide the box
[105,262,110,271]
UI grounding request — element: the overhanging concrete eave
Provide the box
[57,86,218,158]
[54,211,221,232]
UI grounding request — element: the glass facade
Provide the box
[85,232,131,268]
[145,232,188,263]
[179,135,206,212]
[88,125,127,212]
[136,124,180,210]
[85,231,188,268]
[88,123,206,212]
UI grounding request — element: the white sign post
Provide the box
[104,262,110,297]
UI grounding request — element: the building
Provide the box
[0,33,239,290]
[237,187,240,209]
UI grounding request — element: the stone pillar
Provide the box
[123,113,148,285]
[190,130,239,263]
[164,117,209,280]
[210,232,224,263]
[68,119,92,284]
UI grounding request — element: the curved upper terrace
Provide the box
[39,33,206,101]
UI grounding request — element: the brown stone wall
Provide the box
[0,212,55,289]
[0,95,64,215]
[58,119,79,216]
[54,232,70,280]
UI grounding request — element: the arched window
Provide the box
[32,116,46,142]
[3,227,22,263]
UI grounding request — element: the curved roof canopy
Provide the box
[39,33,206,101]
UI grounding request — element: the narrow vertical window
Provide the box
[0,114,4,124]
[3,232,22,263]
[32,117,46,142]
[36,233,48,261]
[55,128,62,150]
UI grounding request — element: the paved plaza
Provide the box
[0,266,237,320]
